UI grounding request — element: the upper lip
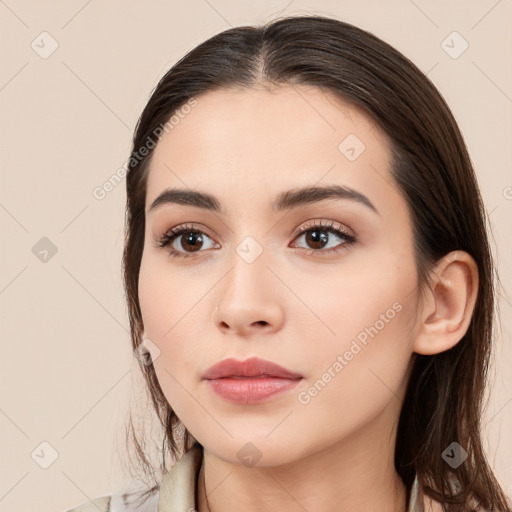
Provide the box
[202,357,302,380]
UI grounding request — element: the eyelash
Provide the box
[155,220,357,260]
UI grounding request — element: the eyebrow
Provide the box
[147,184,379,215]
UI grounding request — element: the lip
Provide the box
[202,356,302,380]
[202,357,303,405]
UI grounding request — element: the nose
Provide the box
[212,254,285,338]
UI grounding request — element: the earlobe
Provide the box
[413,251,479,356]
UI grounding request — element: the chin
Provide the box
[199,434,307,468]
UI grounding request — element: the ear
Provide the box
[413,250,479,355]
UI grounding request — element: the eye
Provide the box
[155,224,218,259]
[155,219,357,260]
[290,219,356,256]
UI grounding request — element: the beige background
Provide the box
[0,1,511,510]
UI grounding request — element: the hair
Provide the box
[121,13,511,511]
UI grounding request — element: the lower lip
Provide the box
[205,377,301,405]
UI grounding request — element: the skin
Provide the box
[138,83,478,512]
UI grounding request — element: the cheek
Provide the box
[138,264,202,416]
[138,253,204,340]
[297,250,417,398]
[292,251,416,353]
[138,258,169,338]
[295,291,415,443]
[138,255,211,379]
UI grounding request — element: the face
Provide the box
[138,84,421,466]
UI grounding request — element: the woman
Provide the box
[66,13,511,512]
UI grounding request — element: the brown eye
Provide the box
[291,220,356,256]
[156,225,217,259]
[179,231,205,252]
[303,229,329,250]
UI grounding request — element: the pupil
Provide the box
[183,232,202,251]
[307,230,327,249]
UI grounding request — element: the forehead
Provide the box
[145,84,398,214]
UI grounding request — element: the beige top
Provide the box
[65,443,436,512]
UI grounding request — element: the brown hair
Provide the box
[122,14,511,511]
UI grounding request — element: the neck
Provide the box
[196,412,408,512]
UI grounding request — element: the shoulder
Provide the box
[63,495,111,512]
[63,487,159,512]
[64,443,201,512]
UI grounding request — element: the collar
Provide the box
[157,443,423,511]
[158,443,203,511]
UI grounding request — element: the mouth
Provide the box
[204,375,302,405]
[212,374,301,379]
[202,357,303,405]
[202,356,302,380]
